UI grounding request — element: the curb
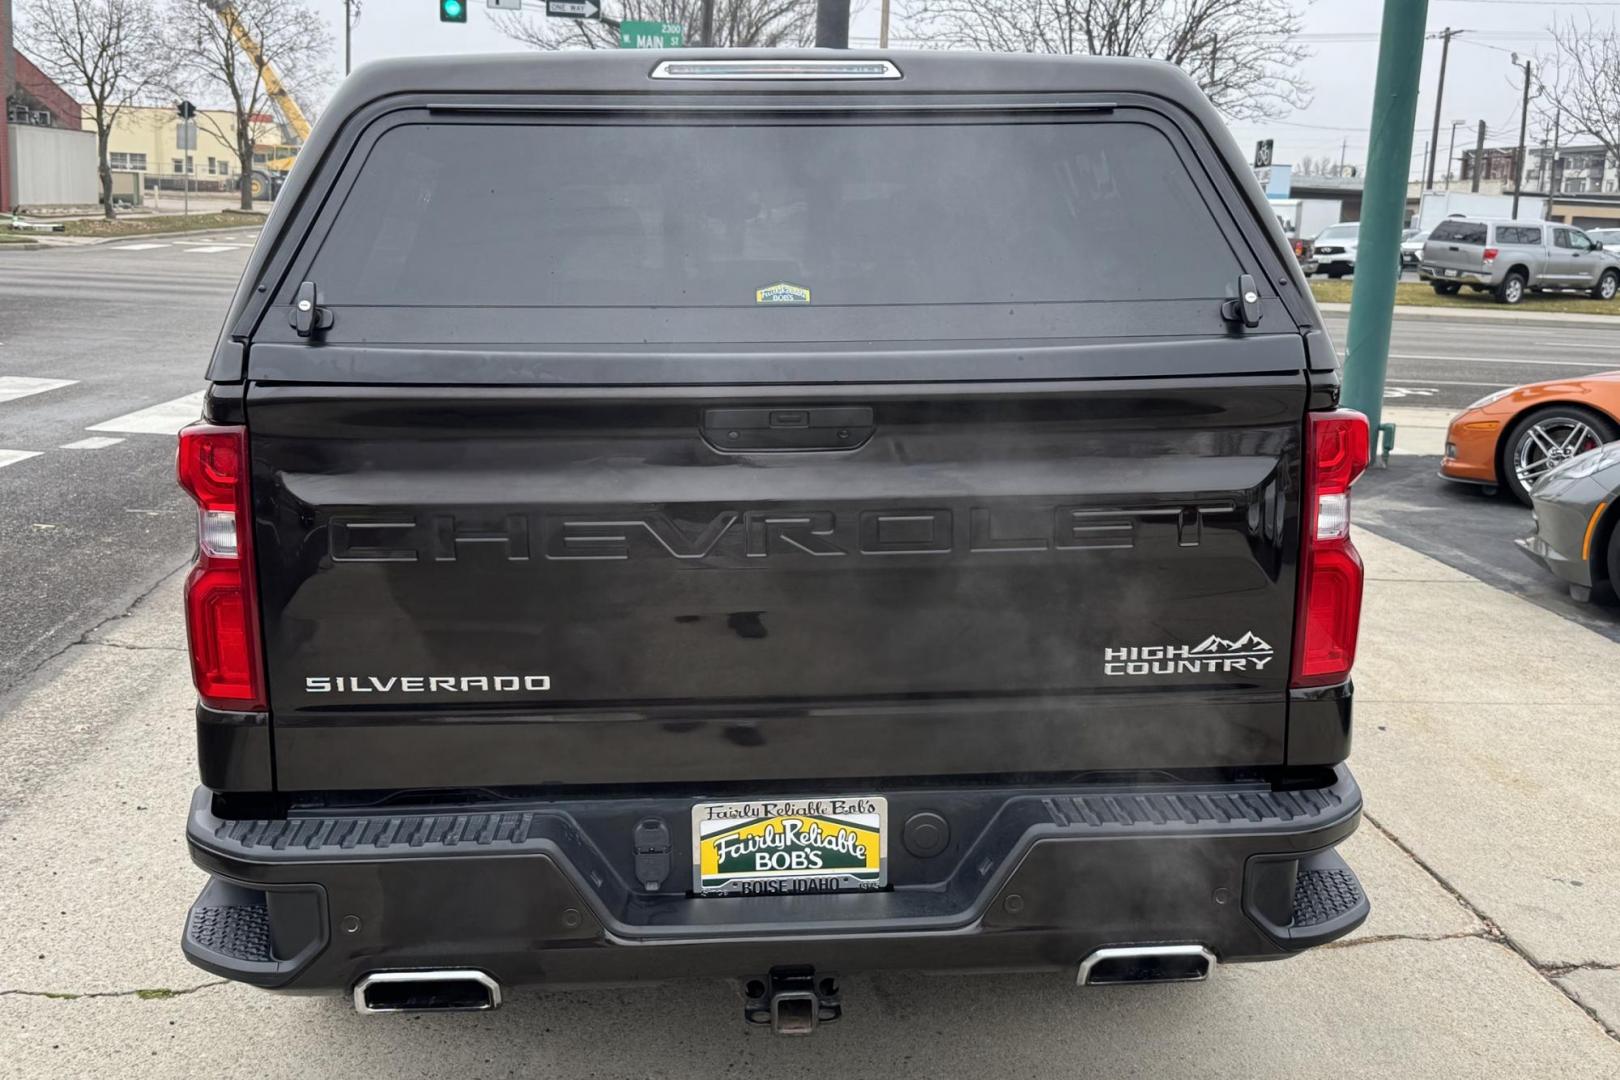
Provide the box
[1316,301,1619,325]
[11,221,266,249]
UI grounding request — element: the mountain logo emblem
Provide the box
[1187,633,1272,656]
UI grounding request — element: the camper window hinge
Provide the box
[1221,273,1263,329]
[290,280,334,338]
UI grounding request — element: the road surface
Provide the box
[1318,311,1619,410]
[0,235,255,698]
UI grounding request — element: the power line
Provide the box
[1434,0,1620,6]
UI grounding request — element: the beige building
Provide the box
[82,104,295,192]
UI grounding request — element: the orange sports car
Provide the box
[1441,372,1620,505]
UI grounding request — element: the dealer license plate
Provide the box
[691,796,888,896]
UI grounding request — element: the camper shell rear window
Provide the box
[298,115,1251,334]
[1430,220,1488,245]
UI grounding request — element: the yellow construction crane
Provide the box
[200,0,311,200]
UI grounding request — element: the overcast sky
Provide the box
[307,0,1614,180]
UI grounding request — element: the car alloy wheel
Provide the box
[1504,277,1524,303]
[1599,272,1618,301]
[1514,415,1605,490]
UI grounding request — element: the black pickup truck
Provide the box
[177,50,1370,1032]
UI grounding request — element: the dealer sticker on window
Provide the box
[692,797,887,896]
[755,281,811,304]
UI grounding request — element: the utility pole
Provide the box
[1419,140,1429,189]
[1512,56,1532,218]
[1342,0,1429,458]
[1550,103,1562,202]
[1445,119,1464,190]
[1471,119,1485,192]
[815,0,850,47]
[1339,138,1348,176]
[344,0,352,75]
[879,0,890,48]
[1425,28,1463,190]
[701,0,714,46]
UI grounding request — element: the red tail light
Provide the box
[1482,246,1499,264]
[177,423,265,710]
[1292,410,1370,688]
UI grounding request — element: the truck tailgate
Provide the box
[248,364,1306,790]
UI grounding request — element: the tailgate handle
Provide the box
[703,407,874,451]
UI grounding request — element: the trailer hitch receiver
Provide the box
[742,967,842,1035]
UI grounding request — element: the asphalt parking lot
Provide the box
[3,239,1619,1077]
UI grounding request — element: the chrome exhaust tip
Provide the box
[1077,945,1216,987]
[353,970,502,1014]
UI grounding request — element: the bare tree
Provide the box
[1297,153,1316,177]
[905,0,1311,122]
[15,0,171,218]
[1542,15,1620,172]
[165,0,332,210]
[493,0,813,51]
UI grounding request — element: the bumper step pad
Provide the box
[188,900,273,964]
[182,877,328,987]
[1245,845,1370,950]
[1293,864,1367,929]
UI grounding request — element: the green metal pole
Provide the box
[1342,0,1430,459]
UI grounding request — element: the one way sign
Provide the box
[546,0,600,16]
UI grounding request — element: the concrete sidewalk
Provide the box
[1,534,1618,1077]
[1381,405,1456,457]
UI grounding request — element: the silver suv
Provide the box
[1419,217,1620,304]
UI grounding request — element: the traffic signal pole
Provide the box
[1340,0,1429,461]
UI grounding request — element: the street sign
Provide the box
[545,0,600,17]
[619,19,682,47]
[487,0,522,6]
[177,120,197,151]
[1254,139,1274,168]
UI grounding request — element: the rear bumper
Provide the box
[1419,265,1492,286]
[182,767,1368,993]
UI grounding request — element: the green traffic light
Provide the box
[440,0,466,21]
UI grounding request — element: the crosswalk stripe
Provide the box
[60,436,126,450]
[0,449,43,469]
[0,376,78,404]
[87,390,205,435]
[111,242,171,251]
[180,245,240,254]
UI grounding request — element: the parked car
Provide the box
[1310,222,1360,278]
[1441,372,1620,504]
[1419,217,1620,304]
[1517,440,1620,603]
[1293,234,1316,270]
[1400,227,1430,268]
[173,50,1372,1025]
